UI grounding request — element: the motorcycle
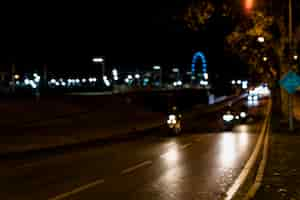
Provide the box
[167,114,182,135]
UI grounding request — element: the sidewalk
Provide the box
[254,94,300,200]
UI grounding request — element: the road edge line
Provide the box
[224,100,271,200]
[243,116,270,200]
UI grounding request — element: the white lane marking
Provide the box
[121,160,152,175]
[48,179,104,200]
[180,143,192,149]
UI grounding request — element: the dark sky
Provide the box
[2,0,297,77]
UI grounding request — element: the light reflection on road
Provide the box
[161,142,180,163]
[219,130,250,168]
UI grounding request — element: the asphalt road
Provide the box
[0,100,266,200]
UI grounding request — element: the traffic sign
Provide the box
[279,71,300,94]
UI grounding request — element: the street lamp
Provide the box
[93,57,105,86]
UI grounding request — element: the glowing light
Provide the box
[177,80,182,86]
[75,79,80,83]
[245,0,253,12]
[192,52,207,76]
[263,57,268,62]
[24,79,30,85]
[50,79,56,84]
[203,73,208,80]
[223,114,234,122]
[162,149,179,162]
[14,74,20,80]
[294,55,298,60]
[232,80,236,85]
[240,112,247,118]
[82,78,87,83]
[135,74,141,79]
[219,133,236,166]
[153,66,161,70]
[237,80,242,84]
[127,75,133,79]
[92,57,104,63]
[172,68,179,73]
[257,36,265,43]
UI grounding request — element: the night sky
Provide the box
[1,0,297,78]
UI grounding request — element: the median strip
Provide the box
[48,179,105,200]
[121,160,153,175]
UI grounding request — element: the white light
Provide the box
[169,115,176,121]
[34,76,41,83]
[68,79,72,83]
[14,74,20,80]
[112,69,118,76]
[173,82,177,87]
[16,81,20,85]
[177,80,182,86]
[113,76,118,81]
[75,79,80,83]
[82,78,87,83]
[232,80,236,85]
[237,80,241,84]
[263,57,268,62]
[172,68,179,73]
[24,79,30,85]
[235,116,240,120]
[31,83,37,89]
[203,73,208,80]
[128,75,133,79]
[153,65,161,70]
[103,76,108,80]
[50,79,56,84]
[242,83,248,89]
[89,78,93,83]
[257,36,265,43]
[33,73,38,77]
[223,114,234,122]
[135,74,141,79]
[294,55,298,60]
[92,57,104,63]
[61,82,66,86]
[125,78,129,83]
[240,112,247,118]
[55,82,60,86]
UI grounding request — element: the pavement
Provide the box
[254,93,300,200]
[0,99,266,200]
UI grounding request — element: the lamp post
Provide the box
[92,57,105,87]
[153,66,162,87]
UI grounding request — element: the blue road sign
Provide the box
[279,71,300,94]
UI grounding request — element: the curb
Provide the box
[224,100,272,200]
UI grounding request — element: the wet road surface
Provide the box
[0,101,266,200]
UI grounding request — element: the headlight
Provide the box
[248,96,252,101]
[223,114,234,122]
[235,116,240,120]
[240,112,247,118]
[168,115,177,124]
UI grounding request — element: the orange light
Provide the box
[245,0,253,12]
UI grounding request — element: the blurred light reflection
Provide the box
[219,133,236,166]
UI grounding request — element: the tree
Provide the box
[182,0,296,117]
